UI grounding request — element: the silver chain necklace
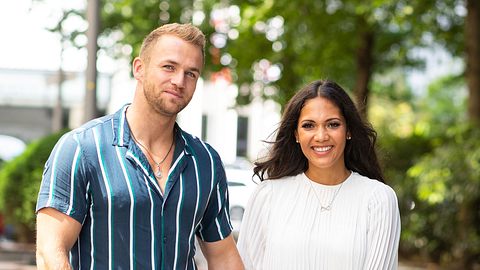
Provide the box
[306,178,345,212]
[130,130,174,180]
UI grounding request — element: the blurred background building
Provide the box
[0,65,280,164]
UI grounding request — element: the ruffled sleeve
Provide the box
[236,180,273,270]
[364,184,401,270]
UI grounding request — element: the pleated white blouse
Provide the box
[237,172,401,270]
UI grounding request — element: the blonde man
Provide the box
[36,23,244,270]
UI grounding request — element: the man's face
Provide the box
[137,35,203,117]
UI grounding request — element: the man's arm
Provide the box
[36,207,82,270]
[198,234,244,270]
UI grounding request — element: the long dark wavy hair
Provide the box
[254,80,385,182]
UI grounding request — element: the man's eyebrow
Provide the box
[163,59,201,73]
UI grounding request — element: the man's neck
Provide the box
[125,104,176,150]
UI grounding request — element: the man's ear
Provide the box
[132,57,144,81]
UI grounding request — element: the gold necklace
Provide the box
[306,177,345,212]
[130,130,175,180]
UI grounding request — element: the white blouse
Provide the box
[237,172,400,270]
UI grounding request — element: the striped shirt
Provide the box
[36,105,233,270]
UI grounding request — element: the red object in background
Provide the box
[0,213,4,236]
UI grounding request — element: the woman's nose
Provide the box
[314,127,329,141]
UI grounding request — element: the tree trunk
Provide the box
[84,0,100,123]
[466,0,480,123]
[354,30,374,118]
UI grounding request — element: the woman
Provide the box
[237,80,400,269]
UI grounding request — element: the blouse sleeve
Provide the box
[364,184,401,270]
[236,180,273,270]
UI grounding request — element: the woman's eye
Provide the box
[301,123,314,129]
[327,122,341,128]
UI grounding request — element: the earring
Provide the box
[347,136,352,140]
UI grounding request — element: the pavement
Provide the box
[0,238,428,270]
[0,239,36,270]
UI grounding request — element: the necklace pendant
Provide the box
[155,169,162,178]
[320,205,331,212]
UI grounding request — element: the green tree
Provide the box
[45,0,475,122]
[409,0,480,123]
[99,0,227,77]
[405,125,480,268]
[372,73,479,268]
[226,0,425,113]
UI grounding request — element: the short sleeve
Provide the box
[197,158,233,242]
[237,180,273,270]
[364,184,401,270]
[36,131,89,224]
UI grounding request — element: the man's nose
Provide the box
[171,71,186,88]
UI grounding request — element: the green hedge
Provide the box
[0,129,69,242]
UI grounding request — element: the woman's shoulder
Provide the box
[250,174,299,200]
[350,172,395,190]
[353,173,399,213]
[349,172,398,203]
[259,174,300,189]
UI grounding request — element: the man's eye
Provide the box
[186,72,197,78]
[164,65,174,70]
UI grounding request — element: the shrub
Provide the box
[0,129,68,242]
[400,125,480,268]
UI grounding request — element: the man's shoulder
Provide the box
[71,114,115,136]
[59,114,116,150]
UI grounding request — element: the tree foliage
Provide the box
[99,0,226,78]
[95,0,448,110]
[373,73,480,268]
[403,125,480,268]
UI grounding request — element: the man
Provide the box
[36,23,244,270]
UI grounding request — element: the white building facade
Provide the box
[0,67,280,164]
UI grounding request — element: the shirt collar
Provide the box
[112,104,192,156]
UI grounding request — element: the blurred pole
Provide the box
[84,0,99,123]
[52,47,64,132]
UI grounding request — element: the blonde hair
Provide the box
[139,23,206,64]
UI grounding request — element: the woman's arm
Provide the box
[237,181,272,270]
[364,185,401,270]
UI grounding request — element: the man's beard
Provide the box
[143,80,187,117]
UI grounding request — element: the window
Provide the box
[201,114,208,141]
[236,116,248,157]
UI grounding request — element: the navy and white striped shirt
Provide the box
[36,105,233,270]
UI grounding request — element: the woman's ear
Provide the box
[346,131,352,140]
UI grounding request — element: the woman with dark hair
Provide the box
[237,80,400,269]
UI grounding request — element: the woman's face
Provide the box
[295,96,349,176]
